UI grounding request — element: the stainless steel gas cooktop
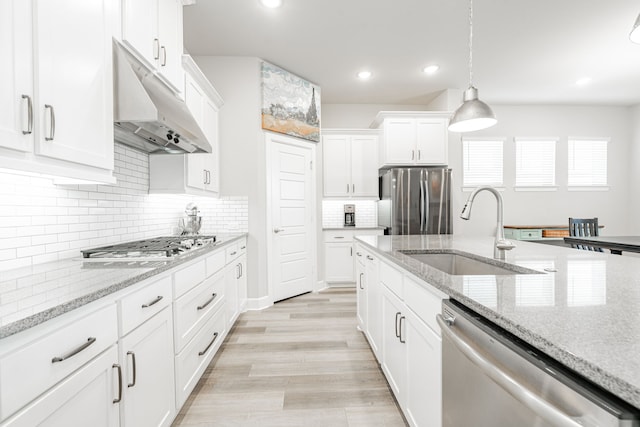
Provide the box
[81,236,217,260]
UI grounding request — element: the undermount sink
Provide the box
[400,251,542,276]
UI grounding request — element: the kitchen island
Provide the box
[356,234,640,411]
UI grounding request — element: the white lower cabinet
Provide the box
[119,307,175,427]
[364,251,381,359]
[1,345,119,427]
[355,248,366,329]
[372,257,446,427]
[326,242,355,283]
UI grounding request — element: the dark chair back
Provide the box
[568,217,603,252]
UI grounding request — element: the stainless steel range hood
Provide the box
[113,41,211,154]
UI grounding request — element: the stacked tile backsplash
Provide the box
[0,143,248,272]
[322,200,378,228]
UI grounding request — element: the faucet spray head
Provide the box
[460,202,471,220]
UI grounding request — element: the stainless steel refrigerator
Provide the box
[378,167,452,235]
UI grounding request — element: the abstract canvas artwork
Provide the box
[261,62,321,142]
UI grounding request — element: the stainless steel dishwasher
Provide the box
[437,300,640,427]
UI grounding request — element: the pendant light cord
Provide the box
[468,0,474,87]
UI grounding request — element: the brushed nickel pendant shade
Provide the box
[449,0,497,133]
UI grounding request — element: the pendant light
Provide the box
[449,0,497,133]
[631,13,640,44]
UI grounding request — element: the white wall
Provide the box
[0,143,248,272]
[630,105,640,234]
[322,104,431,128]
[323,103,634,237]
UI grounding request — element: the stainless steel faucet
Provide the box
[460,186,516,260]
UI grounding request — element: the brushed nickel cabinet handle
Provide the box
[239,263,243,277]
[141,295,163,308]
[359,272,364,289]
[356,252,362,257]
[44,104,55,141]
[395,312,401,338]
[346,184,350,193]
[22,95,33,135]
[411,150,415,160]
[197,293,217,310]
[113,363,123,403]
[350,247,353,256]
[126,351,136,388]
[399,316,406,343]
[334,236,345,239]
[236,263,241,279]
[366,255,374,261]
[203,170,207,184]
[240,245,246,250]
[153,38,160,60]
[352,184,355,193]
[198,332,219,356]
[161,46,167,66]
[230,251,237,256]
[51,337,96,363]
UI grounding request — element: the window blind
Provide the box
[515,139,556,187]
[568,139,608,186]
[462,139,503,187]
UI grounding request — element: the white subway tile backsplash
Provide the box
[0,143,248,272]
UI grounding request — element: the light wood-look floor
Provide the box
[172,287,408,427]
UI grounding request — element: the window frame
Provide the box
[567,137,609,191]
[461,137,505,191]
[513,137,559,192]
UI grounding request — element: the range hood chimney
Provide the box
[113,40,211,154]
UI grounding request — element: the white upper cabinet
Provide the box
[0,0,115,184]
[322,130,379,198]
[372,112,449,167]
[121,0,184,92]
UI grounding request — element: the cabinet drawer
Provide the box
[518,229,543,240]
[404,274,447,336]
[205,249,226,277]
[238,238,247,255]
[174,259,206,298]
[0,304,117,420]
[174,270,225,353]
[175,305,226,408]
[225,243,240,263]
[119,276,172,336]
[354,246,367,267]
[324,230,354,242]
[380,260,403,299]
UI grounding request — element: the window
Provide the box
[568,138,608,187]
[515,138,557,189]
[462,139,503,187]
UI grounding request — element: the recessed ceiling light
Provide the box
[357,71,372,80]
[422,65,440,74]
[575,77,592,86]
[260,0,282,8]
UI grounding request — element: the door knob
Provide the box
[273,228,284,233]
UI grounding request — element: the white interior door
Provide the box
[270,139,314,302]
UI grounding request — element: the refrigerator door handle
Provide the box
[423,170,430,234]
[419,173,425,233]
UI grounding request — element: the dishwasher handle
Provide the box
[436,314,586,427]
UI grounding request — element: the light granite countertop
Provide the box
[0,233,247,339]
[322,226,385,230]
[355,234,640,410]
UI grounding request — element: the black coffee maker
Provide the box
[344,204,355,227]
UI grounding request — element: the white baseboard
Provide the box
[245,295,272,311]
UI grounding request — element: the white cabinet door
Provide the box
[33,0,114,170]
[350,135,378,197]
[365,252,381,359]
[0,0,32,153]
[120,308,176,427]
[322,135,350,197]
[416,118,448,165]
[157,0,183,91]
[324,242,354,283]
[237,255,247,312]
[383,119,415,165]
[405,309,442,427]
[224,262,240,328]
[2,346,119,427]
[381,286,405,401]
[186,154,206,191]
[355,250,366,330]
[121,0,158,67]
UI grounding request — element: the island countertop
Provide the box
[355,234,640,410]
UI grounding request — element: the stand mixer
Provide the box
[179,203,202,235]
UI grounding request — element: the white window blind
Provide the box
[462,139,503,187]
[568,139,608,186]
[515,139,556,187]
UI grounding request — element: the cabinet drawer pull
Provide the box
[51,337,96,363]
[161,46,167,66]
[399,316,406,343]
[352,184,355,193]
[203,169,207,184]
[44,104,55,141]
[240,246,246,250]
[411,150,415,160]
[198,332,219,356]
[153,38,160,60]
[366,255,374,260]
[359,272,364,290]
[395,312,401,338]
[334,236,345,239]
[356,252,362,257]
[230,251,237,256]
[113,363,123,403]
[21,94,33,135]
[141,295,163,308]
[197,293,217,310]
[346,184,350,193]
[418,150,421,160]
[126,351,137,388]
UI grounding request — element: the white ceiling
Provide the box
[183,0,640,106]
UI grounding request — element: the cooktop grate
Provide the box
[81,236,216,258]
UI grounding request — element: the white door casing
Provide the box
[266,133,316,303]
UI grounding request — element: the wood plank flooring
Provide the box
[172,288,407,427]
